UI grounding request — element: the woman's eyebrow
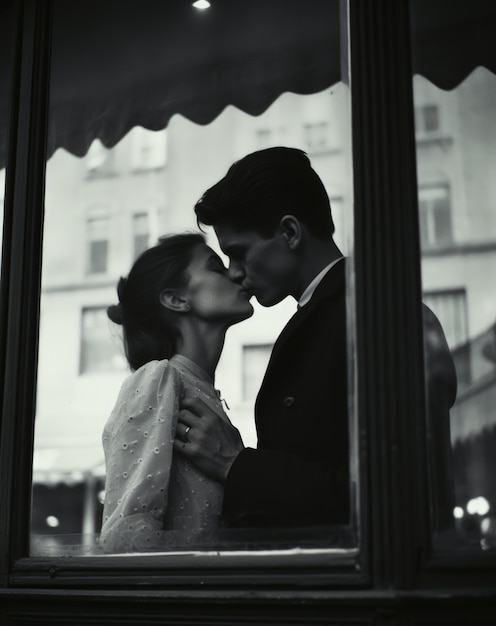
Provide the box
[206,253,224,266]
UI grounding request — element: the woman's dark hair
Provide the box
[194,146,334,239]
[107,233,205,371]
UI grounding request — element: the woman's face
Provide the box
[184,244,254,325]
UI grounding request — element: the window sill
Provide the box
[10,525,364,589]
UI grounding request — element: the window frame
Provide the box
[1,0,496,617]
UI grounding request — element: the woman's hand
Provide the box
[174,391,245,483]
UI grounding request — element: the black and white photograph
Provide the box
[1,0,495,623]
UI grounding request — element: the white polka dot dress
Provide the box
[100,355,231,553]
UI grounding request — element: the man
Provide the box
[173,147,350,527]
[174,146,456,529]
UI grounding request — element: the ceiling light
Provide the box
[192,0,211,10]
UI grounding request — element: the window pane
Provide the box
[242,344,272,401]
[86,217,110,274]
[31,0,357,558]
[418,186,453,248]
[131,127,167,170]
[423,104,439,132]
[412,15,496,549]
[80,307,127,374]
[132,212,149,259]
[86,140,115,179]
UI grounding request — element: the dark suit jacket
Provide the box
[222,259,458,529]
[223,259,350,527]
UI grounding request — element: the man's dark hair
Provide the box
[195,147,335,239]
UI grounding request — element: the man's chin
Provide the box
[255,293,283,308]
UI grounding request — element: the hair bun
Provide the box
[107,303,124,325]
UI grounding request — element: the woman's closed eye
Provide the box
[207,256,228,273]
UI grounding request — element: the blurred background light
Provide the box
[466,496,490,516]
[46,515,60,528]
[192,0,211,10]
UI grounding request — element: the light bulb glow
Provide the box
[192,0,211,10]
[453,506,464,519]
[466,496,490,516]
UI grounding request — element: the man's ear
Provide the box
[159,289,190,312]
[278,215,302,251]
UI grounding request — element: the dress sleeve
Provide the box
[100,360,181,552]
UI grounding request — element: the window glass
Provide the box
[418,185,453,248]
[31,0,356,559]
[131,127,167,171]
[132,212,150,259]
[411,19,496,548]
[86,216,110,274]
[80,307,127,374]
[242,344,272,402]
[86,140,115,179]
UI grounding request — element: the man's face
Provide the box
[214,222,297,307]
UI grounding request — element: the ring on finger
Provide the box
[184,425,191,440]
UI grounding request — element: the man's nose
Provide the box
[228,262,245,283]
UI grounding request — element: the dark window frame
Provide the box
[1,0,496,619]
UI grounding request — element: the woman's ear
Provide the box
[159,289,190,312]
[278,215,302,251]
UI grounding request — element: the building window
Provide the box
[415,104,440,134]
[86,139,115,178]
[80,307,127,374]
[423,289,469,387]
[418,185,453,248]
[86,216,110,274]
[132,127,167,171]
[242,344,272,402]
[423,289,468,350]
[133,212,149,259]
[304,121,330,153]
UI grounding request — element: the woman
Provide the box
[100,233,253,553]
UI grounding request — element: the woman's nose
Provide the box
[228,262,245,283]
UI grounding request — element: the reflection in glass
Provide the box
[413,67,496,550]
[30,1,355,557]
[31,86,355,556]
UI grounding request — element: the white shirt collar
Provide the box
[298,257,343,308]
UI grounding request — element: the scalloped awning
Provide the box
[1,0,495,168]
